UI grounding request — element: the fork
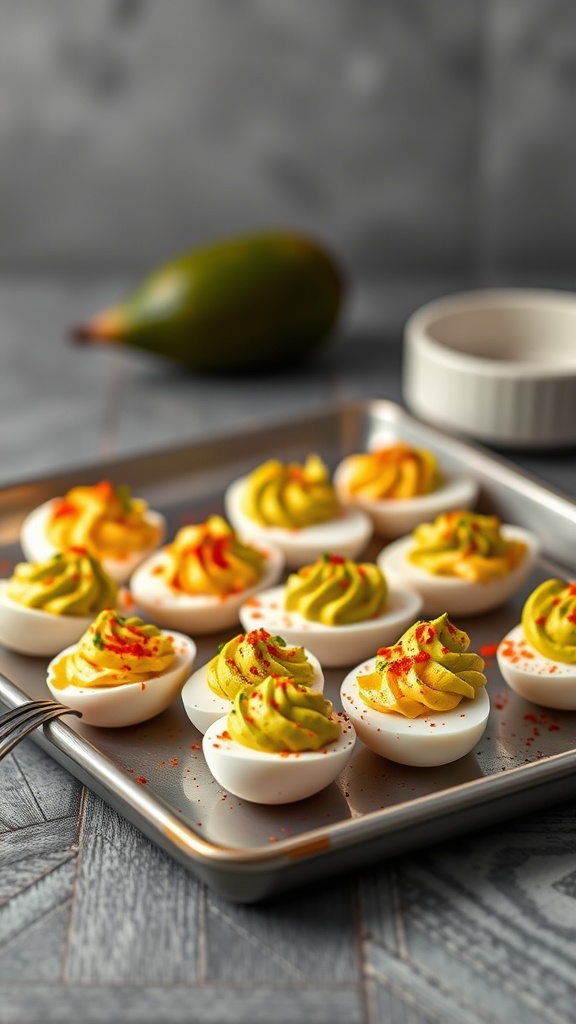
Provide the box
[0,700,82,761]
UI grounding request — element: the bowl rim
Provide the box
[405,287,576,379]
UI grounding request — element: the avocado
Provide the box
[73,231,344,371]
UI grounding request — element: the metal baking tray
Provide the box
[1,399,576,903]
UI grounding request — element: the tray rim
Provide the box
[2,397,576,898]
[2,668,576,869]
[0,395,575,507]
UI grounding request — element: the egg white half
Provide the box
[0,580,133,657]
[129,538,284,634]
[341,657,490,766]
[333,461,479,539]
[181,647,324,734]
[20,499,166,584]
[497,623,576,710]
[202,712,356,804]
[46,630,196,728]
[377,525,539,618]
[223,476,373,569]
[238,583,423,667]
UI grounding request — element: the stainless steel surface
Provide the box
[1,399,576,902]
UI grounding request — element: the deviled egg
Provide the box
[224,453,372,569]
[341,613,489,766]
[202,674,356,804]
[0,548,127,657]
[181,627,324,733]
[130,515,284,634]
[334,441,479,538]
[497,578,576,709]
[46,609,196,727]
[378,509,538,617]
[239,553,423,667]
[20,480,165,584]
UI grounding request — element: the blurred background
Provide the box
[1,0,576,476]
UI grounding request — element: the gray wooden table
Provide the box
[1,281,576,1024]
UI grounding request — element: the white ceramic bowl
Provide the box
[403,289,576,448]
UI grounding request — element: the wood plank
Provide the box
[357,863,402,953]
[66,791,201,983]
[0,817,79,867]
[11,742,83,821]
[0,984,363,1023]
[0,902,71,981]
[0,753,47,832]
[364,940,513,1024]
[205,880,359,983]
[0,856,76,948]
[0,848,75,902]
[393,830,576,1023]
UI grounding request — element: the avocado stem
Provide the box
[71,308,123,343]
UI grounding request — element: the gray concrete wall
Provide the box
[1,1,576,311]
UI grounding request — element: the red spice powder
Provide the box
[388,656,414,677]
[415,622,436,644]
[211,536,230,569]
[480,643,498,658]
[52,500,77,519]
[94,481,114,502]
[106,640,149,660]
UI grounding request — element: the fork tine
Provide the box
[0,700,62,731]
[0,701,82,761]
